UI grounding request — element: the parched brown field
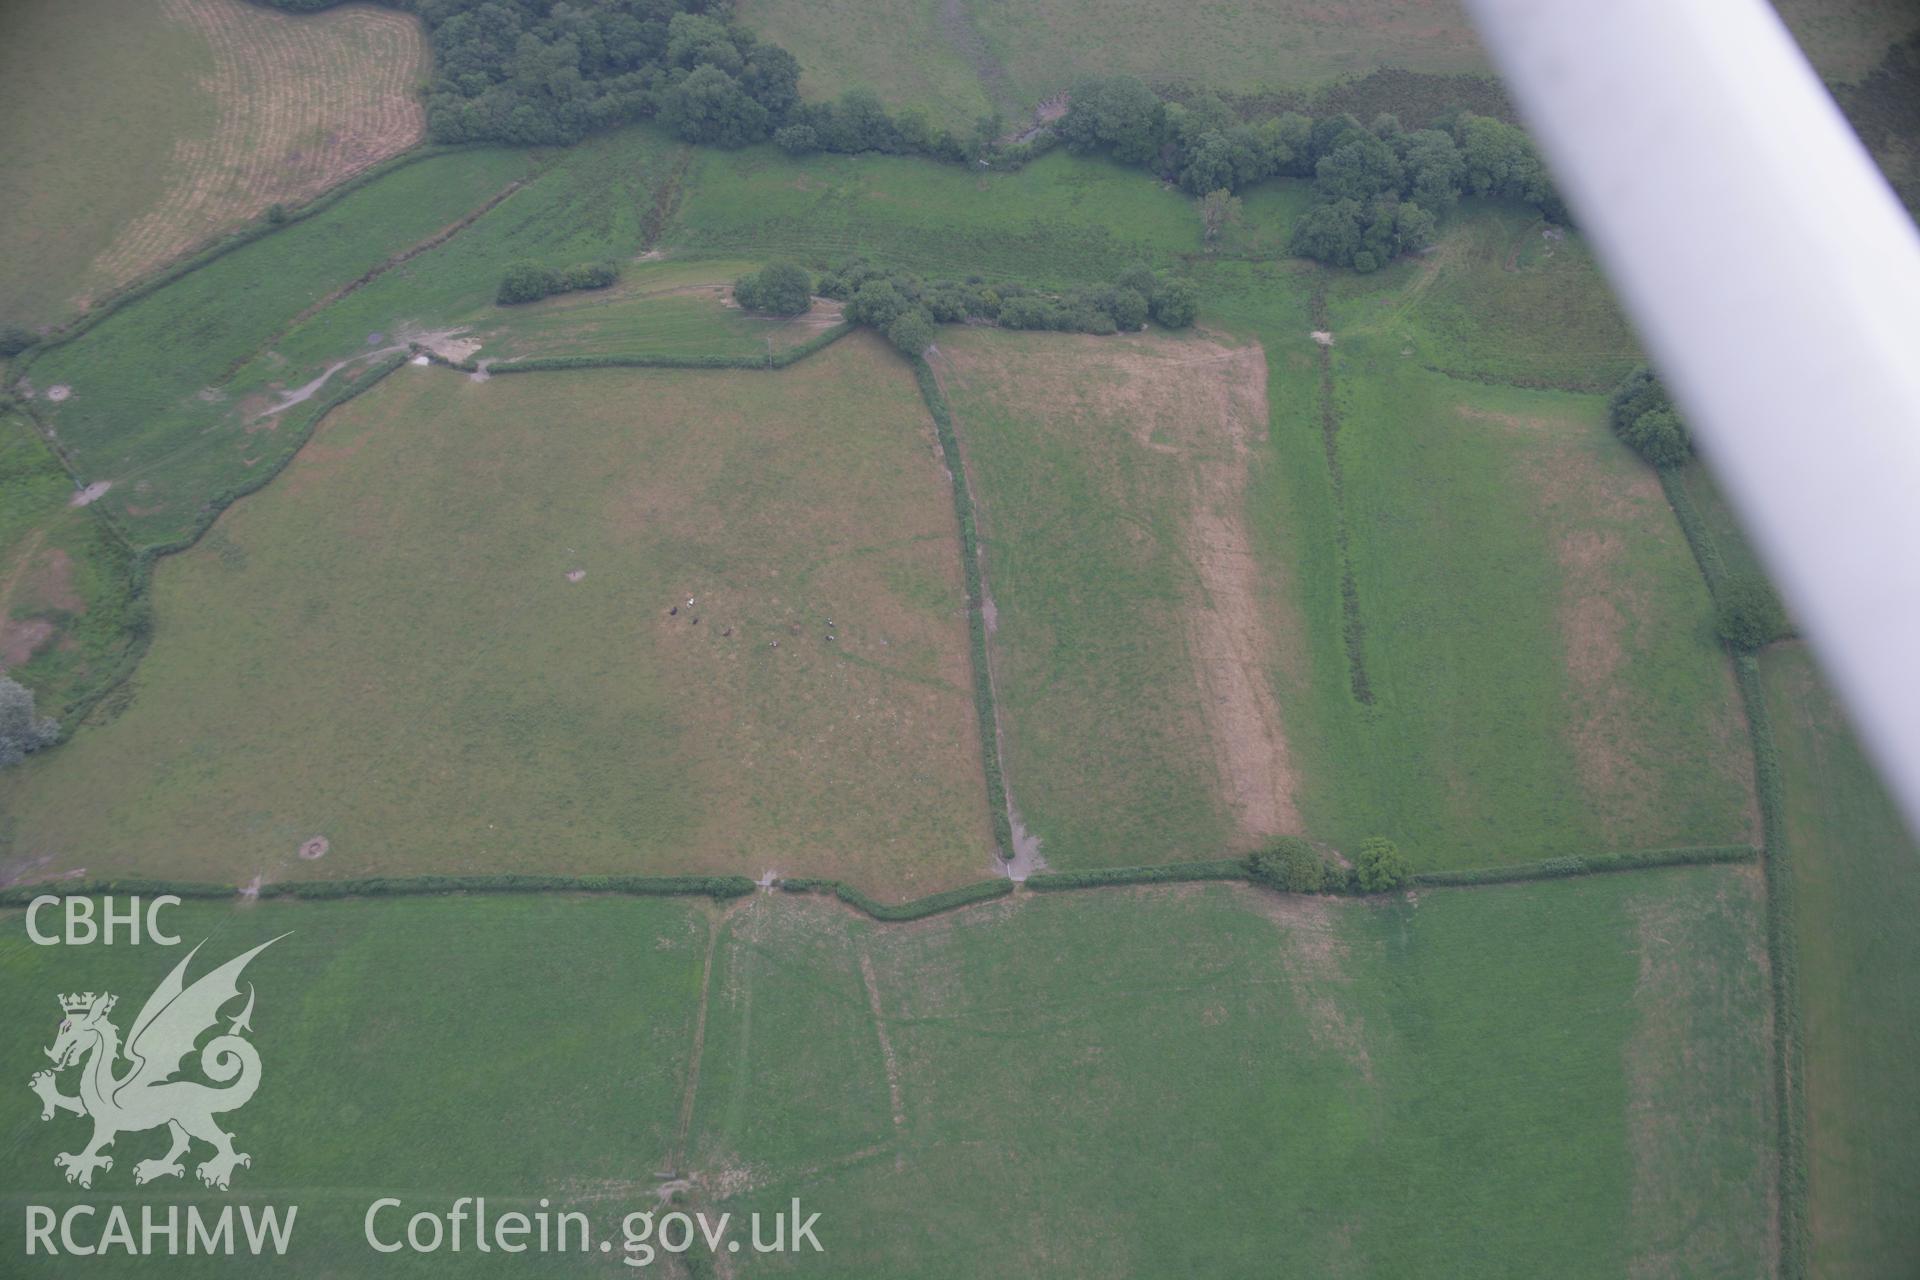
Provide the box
[83,0,428,303]
[934,326,1306,868]
[0,334,998,895]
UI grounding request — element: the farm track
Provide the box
[82,0,427,305]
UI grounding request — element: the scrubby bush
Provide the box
[496,260,619,306]
[264,202,290,226]
[0,325,36,357]
[1717,573,1791,651]
[557,261,618,291]
[819,258,1201,346]
[846,279,912,329]
[885,308,936,356]
[773,123,818,154]
[1248,838,1328,893]
[733,262,812,315]
[1607,367,1693,468]
[1109,287,1149,330]
[0,677,58,767]
[1355,837,1411,892]
[1150,277,1199,328]
[660,65,771,147]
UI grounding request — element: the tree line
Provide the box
[1059,76,1567,271]
[733,259,1198,356]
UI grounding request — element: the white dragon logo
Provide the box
[28,935,287,1191]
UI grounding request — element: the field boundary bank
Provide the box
[1310,283,1375,705]
[0,844,1758,917]
[1659,467,1805,1278]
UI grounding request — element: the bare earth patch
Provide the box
[81,0,427,302]
[1456,400,1758,844]
[1247,888,1374,1083]
[947,333,1303,843]
[0,618,58,669]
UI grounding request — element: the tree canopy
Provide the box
[733,262,812,315]
[1607,367,1694,468]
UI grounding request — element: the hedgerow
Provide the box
[1023,859,1248,891]
[0,879,236,908]
[1059,77,1566,270]
[1736,653,1807,1278]
[1607,367,1693,469]
[1409,845,1756,888]
[909,356,1012,859]
[497,260,619,305]
[0,874,757,906]
[260,874,756,900]
[1657,437,1805,1277]
[821,258,1195,354]
[460,322,855,376]
[776,877,1013,921]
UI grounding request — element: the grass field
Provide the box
[1310,345,1757,866]
[0,0,426,333]
[938,287,1752,871]
[1764,642,1920,1276]
[934,327,1303,868]
[738,0,1914,127]
[0,335,995,896]
[466,260,847,364]
[736,0,999,126]
[693,871,1774,1276]
[666,144,1201,286]
[0,415,138,727]
[0,869,1774,1274]
[0,893,711,1277]
[739,0,1492,125]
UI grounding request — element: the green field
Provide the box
[0,893,709,1277]
[0,869,1774,1275]
[9,3,1917,1269]
[1307,346,1756,865]
[739,0,1493,125]
[15,132,1199,561]
[936,327,1299,867]
[739,0,1916,129]
[736,0,999,126]
[1765,643,1920,1276]
[667,143,1202,285]
[940,277,1753,871]
[0,336,995,896]
[467,260,846,364]
[6,134,1764,879]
